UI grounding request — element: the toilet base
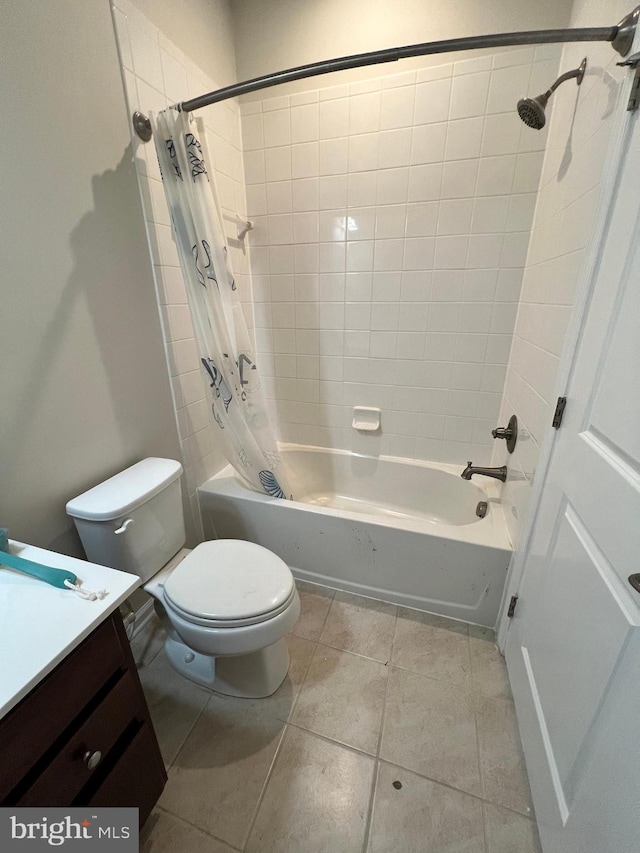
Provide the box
[164,635,290,698]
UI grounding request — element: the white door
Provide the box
[505,92,640,851]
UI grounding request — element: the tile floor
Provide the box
[133,581,541,853]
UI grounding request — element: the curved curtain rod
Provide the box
[132,6,639,141]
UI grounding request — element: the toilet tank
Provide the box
[66,458,185,582]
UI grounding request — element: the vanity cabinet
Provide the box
[0,612,165,824]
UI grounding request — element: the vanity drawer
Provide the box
[87,722,165,826]
[0,616,124,800]
[18,670,139,806]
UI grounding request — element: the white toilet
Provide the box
[66,458,300,697]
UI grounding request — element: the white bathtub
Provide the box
[198,445,512,627]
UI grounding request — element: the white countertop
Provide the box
[0,540,139,719]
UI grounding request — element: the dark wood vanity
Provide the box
[0,612,165,824]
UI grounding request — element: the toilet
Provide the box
[66,458,300,697]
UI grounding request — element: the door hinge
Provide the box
[552,396,567,429]
[617,51,640,111]
[507,595,519,618]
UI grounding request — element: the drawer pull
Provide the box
[84,750,102,770]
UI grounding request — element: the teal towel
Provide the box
[0,531,78,590]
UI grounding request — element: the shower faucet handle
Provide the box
[491,426,513,440]
[491,414,518,453]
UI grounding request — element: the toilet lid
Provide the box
[162,540,294,623]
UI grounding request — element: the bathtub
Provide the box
[198,445,512,627]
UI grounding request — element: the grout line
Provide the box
[285,635,318,722]
[151,806,244,852]
[361,759,380,853]
[241,721,289,850]
[361,616,396,853]
[285,720,377,761]
[163,689,210,772]
[376,757,535,821]
[481,800,491,853]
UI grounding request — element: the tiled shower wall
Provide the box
[242,47,560,465]
[492,10,634,547]
[111,0,250,537]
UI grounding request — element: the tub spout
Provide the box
[461,462,507,482]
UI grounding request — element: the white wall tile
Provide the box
[291,103,319,143]
[380,86,416,129]
[319,138,349,175]
[349,92,381,134]
[263,109,291,147]
[449,72,490,120]
[414,79,451,125]
[349,207,376,240]
[377,168,409,205]
[379,129,412,168]
[407,163,442,202]
[410,123,447,165]
[471,195,510,234]
[438,199,474,235]
[291,142,319,178]
[319,175,347,209]
[348,134,379,172]
[265,146,292,182]
[240,50,559,468]
[476,155,517,196]
[319,98,350,139]
[445,117,484,160]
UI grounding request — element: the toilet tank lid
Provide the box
[66,458,183,521]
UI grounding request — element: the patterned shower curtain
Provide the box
[151,107,293,500]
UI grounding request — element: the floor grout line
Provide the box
[285,719,378,760]
[240,721,289,851]
[375,757,536,820]
[361,638,395,853]
[152,806,244,851]
[361,759,379,853]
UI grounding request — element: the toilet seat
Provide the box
[163,586,296,628]
[162,539,295,628]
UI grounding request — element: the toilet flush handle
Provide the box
[114,518,134,535]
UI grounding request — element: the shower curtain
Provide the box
[151,108,293,500]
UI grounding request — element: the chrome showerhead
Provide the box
[517,57,587,130]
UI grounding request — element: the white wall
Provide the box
[492,0,634,547]
[112,0,250,537]
[129,0,237,87]
[242,48,559,464]
[232,0,573,95]
[0,0,181,555]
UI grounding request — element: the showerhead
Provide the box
[517,57,587,130]
[517,93,550,130]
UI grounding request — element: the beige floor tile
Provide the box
[160,699,286,848]
[130,613,165,670]
[246,726,374,853]
[476,694,533,815]
[290,581,334,641]
[392,608,471,685]
[368,762,485,853]
[320,591,397,661]
[292,645,388,754]
[380,667,482,796]
[140,810,236,853]
[484,802,542,853]
[468,625,512,700]
[139,649,210,766]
